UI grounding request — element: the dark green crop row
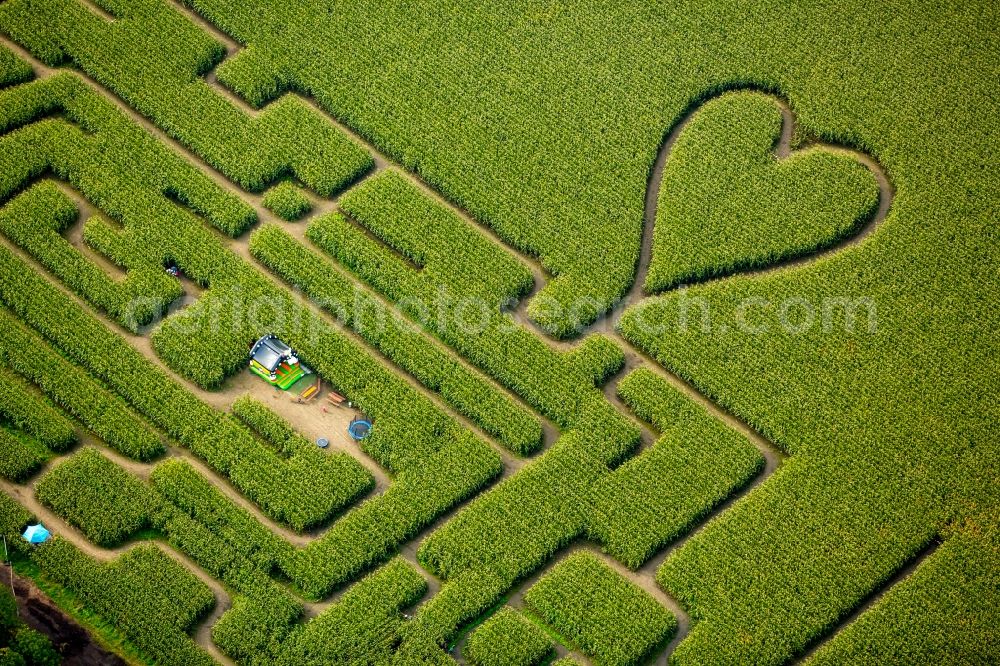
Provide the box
[296,148,780,644]
[2,488,215,663]
[621,233,985,663]
[0,72,254,236]
[2,491,120,666]
[262,181,312,221]
[0,32,720,666]
[147,455,450,666]
[0,495,65,666]
[35,447,157,547]
[249,222,543,455]
[14,450,445,666]
[288,303,500,477]
[418,440,605,583]
[404,369,750,651]
[412,440,607,645]
[4,4,990,663]
[154,21,998,663]
[586,368,764,568]
[0,365,75,452]
[337,171,533,306]
[139,452,486,661]
[524,551,676,666]
[0,180,182,332]
[148,267,486,477]
[0,308,163,461]
[7,492,215,666]
[34,449,292,599]
[0,0,374,198]
[0,69,660,665]
[31,447,449,666]
[464,607,553,666]
[211,589,303,665]
[254,145,677,656]
[644,91,879,293]
[81,214,174,280]
[150,458,293,580]
[0,43,30,87]
[0,428,48,482]
[276,558,428,665]
[654,453,942,665]
[0,489,30,542]
[147,460,306,665]
[156,501,281,597]
[210,42,283,110]
[147,225,506,485]
[0,499,57,664]
[178,544,302,665]
[403,567,507,655]
[0,592,61,666]
[29,449,305,665]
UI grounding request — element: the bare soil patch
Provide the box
[0,563,127,666]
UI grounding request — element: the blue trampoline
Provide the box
[348,417,372,441]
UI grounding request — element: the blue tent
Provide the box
[22,524,50,544]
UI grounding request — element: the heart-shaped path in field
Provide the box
[643,90,890,294]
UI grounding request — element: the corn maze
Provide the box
[0,1,995,665]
